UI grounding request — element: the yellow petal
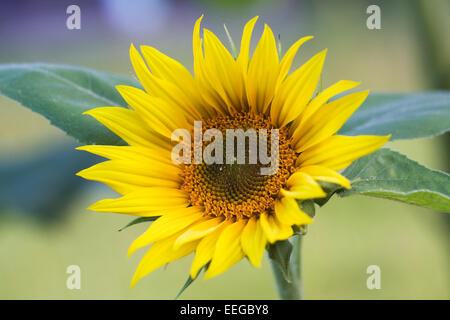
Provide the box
[292,90,370,152]
[240,217,267,267]
[128,206,204,256]
[191,16,232,115]
[193,15,204,79]
[299,80,360,126]
[84,106,171,150]
[129,43,154,94]
[140,45,195,86]
[76,159,181,195]
[129,44,203,121]
[79,158,181,182]
[205,219,247,279]
[131,231,199,287]
[140,45,210,117]
[174,216,225,250]
[76,145,172,164]
[276,36,314,90]
[298,165,351,189]
[87,187,189,216]
[280,171,327,199]
[271,50,326,128]
[202,28,243,113]
[195,64,229,115]
[274,197,313,226]
[190,221,231,278]
[236,16,259,111]
[116,85,190,138]
[259,211,293,244]
[297,134,391,171]
[247,24,279,114]
[237,16,258,74]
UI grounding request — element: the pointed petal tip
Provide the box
[195,15,204,25]
[86,202,99,211]
[202,28,214,38]
[115,84,126,91]
[85,198,113,212]
[130,274,139,289]
[129,43,142,61]
[262,23,273,34]
[360,89,371,100]
[350,80,361,86]
[248,258,262,268]
[129,44,139,59]
[190,262,204,279]
[293,35,314,44]
[127,246,135,258]
[340,177,352,190]
[115,85,135,98]
[139,44,152,52]
[378,133,392,145]
[246,16,259,25]
[75,167,94,179]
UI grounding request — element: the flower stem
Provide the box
[269,234,303,300]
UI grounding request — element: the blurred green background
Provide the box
[0,0,448,299]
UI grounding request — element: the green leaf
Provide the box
[338,92,450,140]
[311,181,344,207]
[300,200,316,217]
[0,63,140,145]
[340,148,450,212]
[118,216,159,232]
[175,263,209,300]
[267,239,293,283]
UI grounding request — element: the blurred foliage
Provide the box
[0,144,102,223]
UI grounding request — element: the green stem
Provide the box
[269,235,303,300]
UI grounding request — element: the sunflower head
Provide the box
[77,15,389,286]
[181,112,298,220]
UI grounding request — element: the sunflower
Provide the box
[77,16,389,287]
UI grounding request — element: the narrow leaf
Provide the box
[175,263,209,300]
[223,24,237,59]
[340,148,450,212]
[118,216,159,232]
